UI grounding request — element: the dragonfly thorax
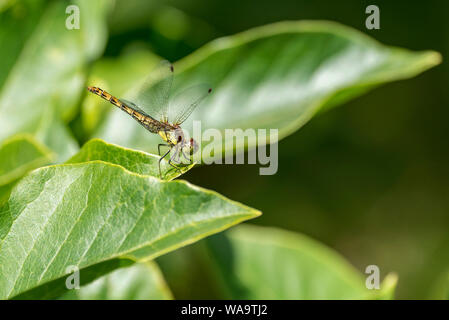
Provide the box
[159,128,198,156]
[159,128,183,145]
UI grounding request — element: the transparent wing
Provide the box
[169,84,212,126]
[133,60,173,122]
[119,98,152,118]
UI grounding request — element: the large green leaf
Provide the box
[95,21,440,157]
[67,138,194,180]
[205,225,397,299]
[0,0,110,145]
[60,262,173,300]
[0,162,260,299]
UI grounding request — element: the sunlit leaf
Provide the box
[0,162,260,299]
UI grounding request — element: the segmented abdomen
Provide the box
[87,86,169,134]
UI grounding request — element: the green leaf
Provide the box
[0,182,16,206]
[0,162,260,299]
[0,134,54,187]
[0,0,110,143]
[205,224,396,299]
[94,21,440,157]
[67,138,194,180]
[0,0,46,90]
[34,106,79,163]
[59,261,173,300]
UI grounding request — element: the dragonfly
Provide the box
[87,60,211,178]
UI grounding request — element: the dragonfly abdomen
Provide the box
[87,86,166,133]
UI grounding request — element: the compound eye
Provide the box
[177,135,182,142]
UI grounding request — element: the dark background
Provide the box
[105,0,448,298]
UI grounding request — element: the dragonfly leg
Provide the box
[168,147,183,174]
[159,149,171,178]
[158,143,169,156]
[168,160,182,174]
[182,150,192,163]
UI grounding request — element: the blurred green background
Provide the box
[3,0,448,299]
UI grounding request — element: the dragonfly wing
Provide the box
[170,84,212,126]
[134,60,173,122]
[119,98,152,117]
